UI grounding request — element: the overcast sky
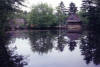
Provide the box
[22,0,82,12]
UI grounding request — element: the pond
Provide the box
[0,30,100,67]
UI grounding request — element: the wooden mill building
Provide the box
[67,2,82,32]
[67,14,82,32]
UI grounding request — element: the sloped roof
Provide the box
[67,14,81,22]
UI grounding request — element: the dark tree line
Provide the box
[0,0,27,67]
[0,0,24,30]
[81,0,100,31]
[81,0,100,65]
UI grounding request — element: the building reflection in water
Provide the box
[67,33,81,51]
[0,30,100,67]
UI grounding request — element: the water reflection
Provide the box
[0,30,100,67]
[0,31,27,67]
[56,30,68,52]
[80,31,100,65]
[29,30,56,54]
[67,33,81,51]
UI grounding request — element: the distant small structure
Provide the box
[67,2,82,32]
[9,18,27,30]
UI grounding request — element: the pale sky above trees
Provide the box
[22,0,82,12]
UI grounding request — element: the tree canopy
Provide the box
[29,3,57,28]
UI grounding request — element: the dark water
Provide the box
[0,30,100,67]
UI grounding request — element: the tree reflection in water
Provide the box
[29,30,100,65]
[57,35,67,52]
[29,30,79,53]
[68,41,77,51]
[1,30,100,67]
[0,31,27,67]
[56,30,68,52]
[29,30,57,54]
[80,31,100,65]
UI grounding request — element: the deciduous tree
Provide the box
[29,3,57,28]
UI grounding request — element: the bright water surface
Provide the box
[0,30,100,67]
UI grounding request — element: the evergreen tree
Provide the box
[59,1,68,15]
[81,0,100,65]
[81,0,98,31]
[56,1,67,27]
[69,2,77,15]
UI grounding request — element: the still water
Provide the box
[0,30,100,67]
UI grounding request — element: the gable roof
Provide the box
[67,14,81,22]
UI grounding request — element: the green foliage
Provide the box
[29,3,57,28]
[78,11,89,29]
[78,11,89,24]
[9,11,28,20]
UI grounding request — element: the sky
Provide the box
[22,0,82,12]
